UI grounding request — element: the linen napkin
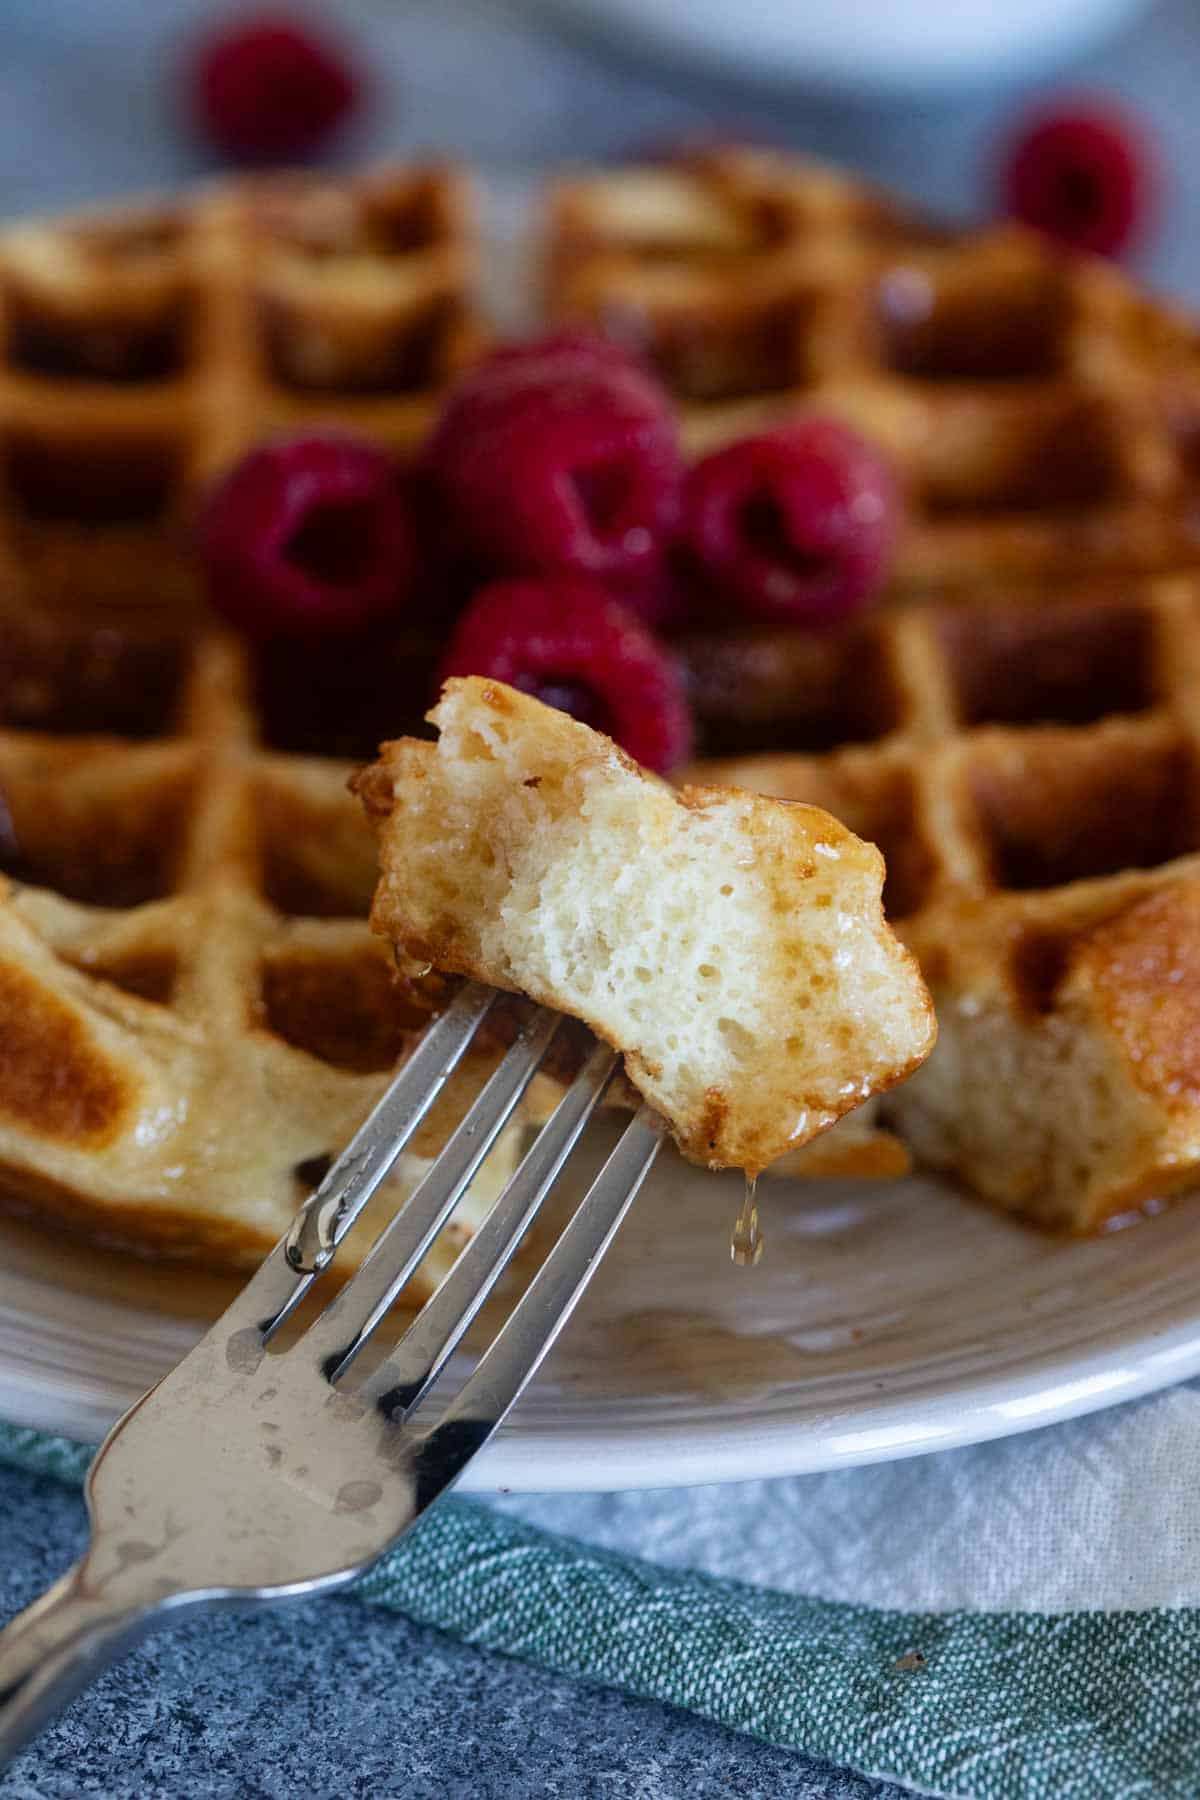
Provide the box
[5,1376,1200,1800]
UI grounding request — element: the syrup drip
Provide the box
[730,1174,763,1267]
[392,946,434,980]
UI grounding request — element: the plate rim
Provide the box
[5,1211,1200,1492]
[467,1294,1200,1491]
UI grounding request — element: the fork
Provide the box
[0,981,665,1769]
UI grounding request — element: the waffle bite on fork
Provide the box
[354,677,935,1173]
[546,146,1200,594]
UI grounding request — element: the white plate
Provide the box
[536,0,1150,94]
[4,1134,1200,1492]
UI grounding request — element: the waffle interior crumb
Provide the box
[355,677,935,1172]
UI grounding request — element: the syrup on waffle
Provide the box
[5,148,1200,1250]
[0,601,524,1291]
[0,162,479,618]
[682,574,1200,1230]
[547,146,1200,593]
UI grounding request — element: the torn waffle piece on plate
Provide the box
[353,676,936,1173]
[684,575,1200,1231]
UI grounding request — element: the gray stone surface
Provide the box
[0,1463,909,1800]
[0,1,1196,1793]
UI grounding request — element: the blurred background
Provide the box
[0,0,1196,292]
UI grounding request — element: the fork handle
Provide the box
[0,1562,160,1769]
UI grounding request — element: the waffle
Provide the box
[682,574,1200,1231]
[0,161,479,619]
[0,601,532,1293]
[6,148,1200,1251]
[547,146,1200,595]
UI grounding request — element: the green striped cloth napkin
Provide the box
[4,1386,1200,1800]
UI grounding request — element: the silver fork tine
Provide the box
[401,1105,666,1507]
[355,1041,621,1406]
[235,980,497,1342]
[299,1004,564,1374]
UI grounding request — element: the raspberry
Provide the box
[682,418,898,627]
[188,14,360,163]
[199,432,414,639]
[1000,101,1153,256]
[428,336,664,455]
[424,335,682,584]
[439,578,694,772]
